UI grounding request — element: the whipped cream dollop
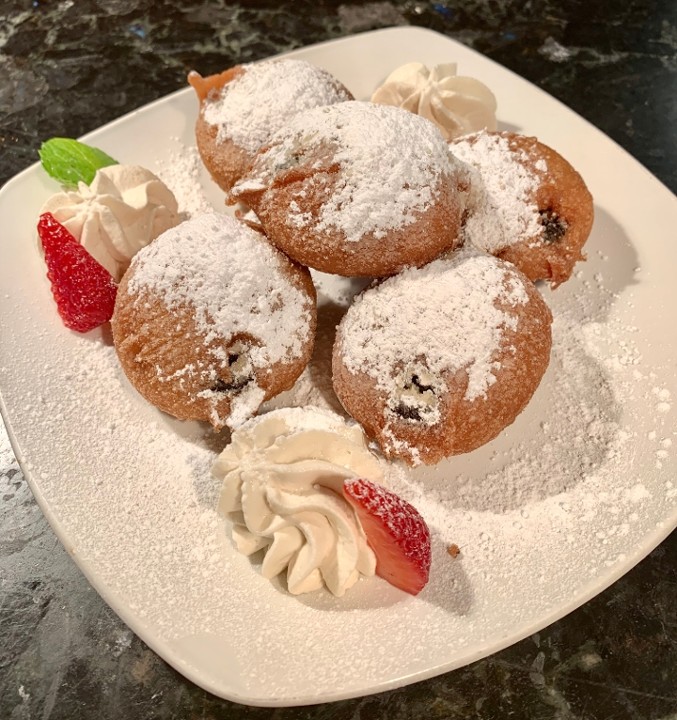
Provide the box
[40,165,180,281]
[213,407,384,596]
[371,62,497,141]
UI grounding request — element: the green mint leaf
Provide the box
[38,138,118,187]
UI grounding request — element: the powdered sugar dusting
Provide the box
[235,102,462,243]
[339,250,529,403]
[202,59,351,152]
[154,141,214,218]
[3,73,676,705]
[127,212,312,371]
[2,240,675,701]
[451,131,544,252]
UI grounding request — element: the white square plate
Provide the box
[1,26,676,707]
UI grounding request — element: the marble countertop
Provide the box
[0,1,675,718]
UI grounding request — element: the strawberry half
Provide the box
[343,477,431,595]
[38,212,117,333]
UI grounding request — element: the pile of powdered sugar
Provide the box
[234,101,462,243]
[338,250,530,403]
[450,131,545,252]
[155,142,214,218]
[201,59,351,152]
[126,211,313,372]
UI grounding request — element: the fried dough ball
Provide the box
[332,250,552,465]
[189,59,353,192]
[112,213,316,430]
[450,131,594,287]
[231,101,469,278]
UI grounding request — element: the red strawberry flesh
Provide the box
[343,477,431,595]
[38,212,117,333]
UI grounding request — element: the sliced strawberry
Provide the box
[38,212,117,333]
[343,477,431,595]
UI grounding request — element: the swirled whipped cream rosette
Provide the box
[214,407,432,597]
[214,407,382,596]
[40,164,180,282]
[371,62,497,140]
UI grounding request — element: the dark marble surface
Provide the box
[1,1,676,718]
